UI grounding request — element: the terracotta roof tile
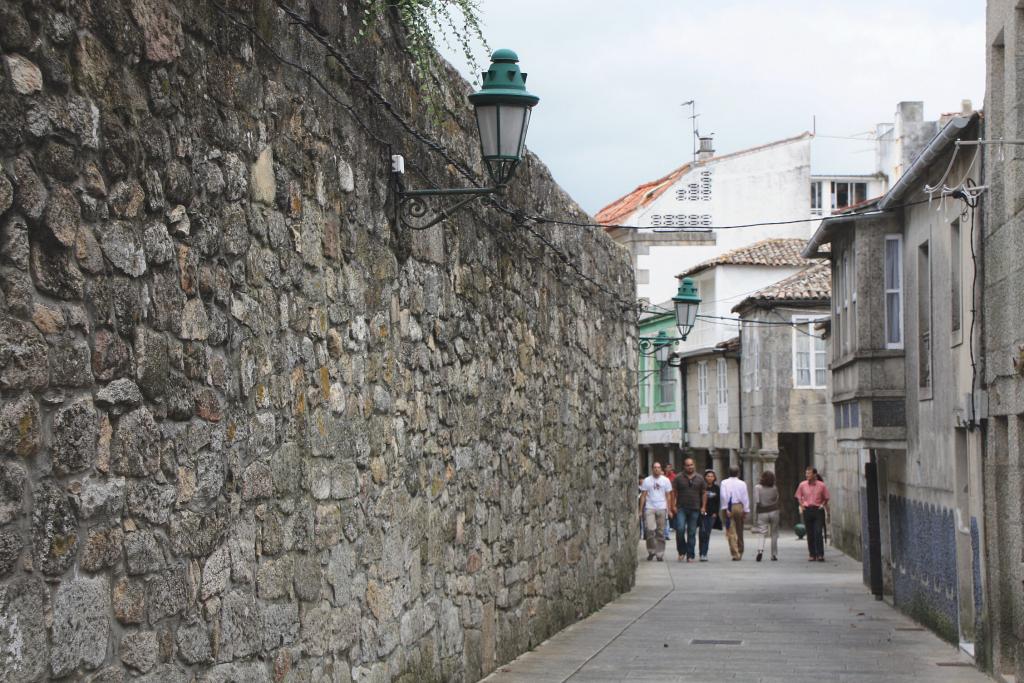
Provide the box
[678,238,811,279]
[731,261,831,312]
[594,164,691,226]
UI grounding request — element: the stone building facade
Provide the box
[804,111,985,650]
[0,1,638,681]
[983,2,1024,678]
[733,263,833,534]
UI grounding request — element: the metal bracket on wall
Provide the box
[390,154,499,230]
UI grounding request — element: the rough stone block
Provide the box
[73,475,126,520]
[251,147,275,205]
[44,183,81,246]
[124,530,166,575]
[261,602,299,651]
[120,630,159,673]
[148,569,187,623]
[135,327,169,401]
[81,525,123,572]
[0,462,27,526]
[0,526,23,576]
[113,577,146,624]
[49,335,95,387]
[51,576,110,677]
[175,622,212,664]
[201,545,230,600]
[0,576,49,682]
[126,480,175,525]
[92,328,134,382]
[217,590,262,662]
[95,378,143,411]
[32,479,78,575]
[30,239,84,300]
[4,54,43,94]
[0,317,49,390]
[51,396,99,473]
[111,406,160,476]
[0,393,41,457]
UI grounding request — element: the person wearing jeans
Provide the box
[795,466,831,561]
[670,458,707,562]
[698,470,720,561]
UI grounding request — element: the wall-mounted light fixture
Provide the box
[391,49,540,229]
[638,278,702,360]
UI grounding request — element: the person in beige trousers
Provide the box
[753,470,781,562]
[718,467,750,560]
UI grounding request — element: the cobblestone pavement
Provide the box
[483,532,989,683]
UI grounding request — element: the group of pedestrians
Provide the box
[639,461,831,563]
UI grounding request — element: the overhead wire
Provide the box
[210,1,930,327]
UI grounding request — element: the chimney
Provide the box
[698,135,715,161]
[961,99,973,116]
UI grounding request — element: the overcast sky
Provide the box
[438,0,986,215]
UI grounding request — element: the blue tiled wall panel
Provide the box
[888,495,958,643]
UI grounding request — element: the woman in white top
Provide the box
[753,470,781,562]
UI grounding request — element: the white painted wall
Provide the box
[676,264,806,355]
[633,136,816,303]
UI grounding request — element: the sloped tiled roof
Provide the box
[678,238,810,279]
[595,132,812,227]
[594,164,692,227]
[731,261,831,313]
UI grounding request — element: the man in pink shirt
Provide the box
[795,467,830,561]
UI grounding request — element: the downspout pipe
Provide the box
[736,352,744,456]
[680,359,688,451]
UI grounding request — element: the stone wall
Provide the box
[984,0,1024,677]
[0,1,638,681]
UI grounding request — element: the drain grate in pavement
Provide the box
[690,639,742,645]
[935,662,974,667]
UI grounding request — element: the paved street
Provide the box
[483,533,988,683]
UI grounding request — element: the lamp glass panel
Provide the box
[475,105,499,158]
[675,301,698,338]
[655,343,670,363]
[517,108,532,156]
[498,105,528,158]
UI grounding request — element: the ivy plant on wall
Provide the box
[360,0,489,92]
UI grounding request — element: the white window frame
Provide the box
[697,361,709,434]
[716,358,729,433]
[884,234,904,349]
[792,316,828,388]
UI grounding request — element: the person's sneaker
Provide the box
[656,556,664,562]
[756,550,763,562]
[699,556,708,562]
[647,553,655,561]
[771,556,778,561]
[677,555,685,562]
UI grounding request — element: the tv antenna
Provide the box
[682,100,699,162]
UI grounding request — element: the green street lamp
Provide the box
[391,49,540,229]
[637,279,701,358]
[469,49,540,187]
[654,330,673,363]
[673,277,701,342]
